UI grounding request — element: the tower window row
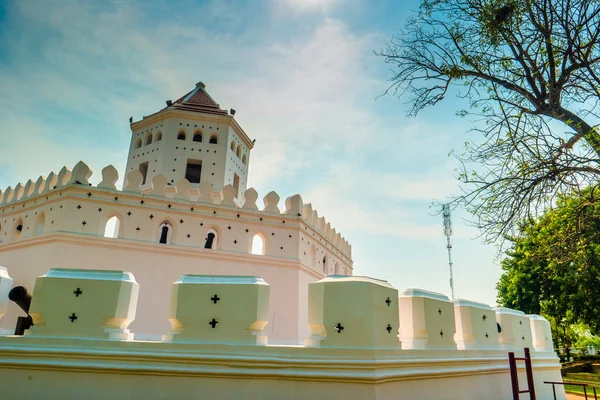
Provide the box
[230,141,247,165]
[177,131,218,144]
[135,132,163,149]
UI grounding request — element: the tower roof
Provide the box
[171,82,228,116]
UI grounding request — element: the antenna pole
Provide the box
[441,204,455,299]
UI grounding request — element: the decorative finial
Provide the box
[230,108,236,116]
[129,116,133,123]
[196,82,206,89]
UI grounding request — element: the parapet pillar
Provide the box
[164,275,270,345]
[494,308,534,351]
[25,268,139,340]
[528,314,554,352]
[399,289,456,350]
[305,276,400,349]
[453,299,500,350]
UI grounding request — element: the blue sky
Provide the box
[0,0,502,305]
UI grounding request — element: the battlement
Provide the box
[0,267,554,352]
[0,161,352,270]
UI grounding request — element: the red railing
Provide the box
[509,347,536,400]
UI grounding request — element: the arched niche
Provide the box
[250,233,266,255]
[34,213,46,236]
[104,214,123,238]
[158,221,174,244]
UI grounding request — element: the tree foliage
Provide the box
[496,188,600,337]
[378,0,600,240]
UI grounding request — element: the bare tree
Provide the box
[378,0,600,241]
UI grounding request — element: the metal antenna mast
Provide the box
[441,204,455,299]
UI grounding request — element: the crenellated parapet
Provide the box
[2,268,555,354]
[0,161,353,275]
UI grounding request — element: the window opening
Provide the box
[104,216,121,238]
[233,173,240,198]
[177,132,186,140]
[251,234,265,255]
[139,162,149,185]
[205,232,216,249]
[135,138,142,149]
[185,159,202,184]
[236,145,242,158]
[156,132,162,141]
[193,132,202,142]
[145,133,153,146]
[209,135,218,144]
[158,222,172,244]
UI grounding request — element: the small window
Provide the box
[13,219,23,240]
[158,222,172,244]
[193,132,202,142]
[233,173,240,198]
[251,234,265,255]
[104,216,121,238]
[145,133,153,146]
[177,132,186,140]
[236,145,242,158]
[242,154,247,165]
[204,230,218,249]
[230,141,235,151]
[209,135,218,144]
[139,162,149,185]
[323,256,327,273]
[185,159,202,184]
[135,138,142,149]
[156,132,162,141]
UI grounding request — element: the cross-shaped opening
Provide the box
[334,323,344,333]
[209,318,218,328]
[385,297,391,306]
[439,330,444,337]
[69,313,78,322]
[485,333,489,339]
[211,295,220,304]
[74,288,82,297]
[438,308,442,315]
[386,324,392,333]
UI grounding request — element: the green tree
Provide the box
[497,189,600,352]
[378,0,600,241]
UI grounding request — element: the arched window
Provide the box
[322,256,327,274]
[177,132,186,141]
[230,141,235,151]
[34,213,45,236]
[334,262,340,274]
[193,132,203,142]
[156,132,163,141]
[104,216,122,238]
[158,222,173,244]
[13,219,23,240]
[236,145,242,158]
[204,228,218,249]
[135,138,142,149]
[145,133,153,146]
[251,234,265,255]
[309,245,316,268]
[209,134,218,144]
[242,154,247,165]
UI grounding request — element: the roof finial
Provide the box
[196,82,206,89]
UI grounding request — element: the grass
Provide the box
[562,372,600,397]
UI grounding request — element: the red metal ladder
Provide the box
[509,347,536,400]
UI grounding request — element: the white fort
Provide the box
[0,83,565,399]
